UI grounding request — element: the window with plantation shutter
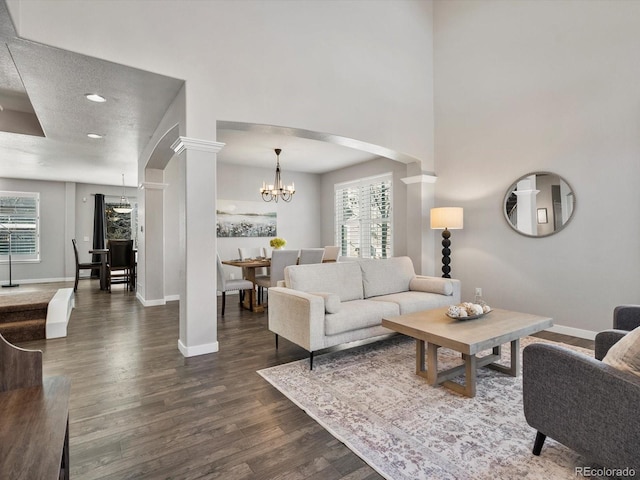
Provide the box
[335,173,392,259]
[0,191,40,262]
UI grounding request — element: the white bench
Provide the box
[46,288,75,339]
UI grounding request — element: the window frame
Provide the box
[0,190,40,263]
[334,173,393,259]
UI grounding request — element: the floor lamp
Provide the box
[430,207,464,278]
[1,222,19,288]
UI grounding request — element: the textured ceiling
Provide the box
[0,2,184,187]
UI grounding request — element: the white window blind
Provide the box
[0,191,40,261]
[335,173,392,259]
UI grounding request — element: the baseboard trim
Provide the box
[2,276,70,285]
[165,294,180,302]
[546,324,597,341]
[136,293,166,307]
[178,339,219,357]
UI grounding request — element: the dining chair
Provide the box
[217,254,253,316]
[239,247,267,274]
[72,238,102,292]
[238,247,262,260]
[299,248,325,265]
[323,246,340,262]
[107,239,134,292]
[255,249,299,299]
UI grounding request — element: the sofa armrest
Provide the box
[595,329,628,360]
[523,343,640,470]
[613,305,640,331]
[267,287,326,352]
[451,278,461,303]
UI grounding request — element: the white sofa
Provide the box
[268,256,461,368]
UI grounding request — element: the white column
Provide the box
[402,167,438,275]
[514,176,539,236]
[138,176,168,305]
[171,136,223,357]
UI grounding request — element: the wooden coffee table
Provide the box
[382,307,553,397]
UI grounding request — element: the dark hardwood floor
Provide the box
[12,280,593,479]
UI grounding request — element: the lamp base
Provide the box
[441,228,451,279]
[2,283,19,288]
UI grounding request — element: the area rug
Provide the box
[258,336,598,480]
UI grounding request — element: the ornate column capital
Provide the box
[170,136,225,155]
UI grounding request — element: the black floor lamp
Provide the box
[1,222,19,288]
[430,207,464,278]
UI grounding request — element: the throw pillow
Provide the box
[409,276,454,296]
[602,325,640,377]
[310,292,341,314]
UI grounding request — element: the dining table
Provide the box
[89,248,109,290]
[222,258,271,313]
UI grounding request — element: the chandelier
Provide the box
[260,148,295,203]
[113,173,133,214]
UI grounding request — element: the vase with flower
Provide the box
[270,237,286,250]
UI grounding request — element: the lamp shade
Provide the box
[430,207,464,230]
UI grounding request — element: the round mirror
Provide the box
[503,172,576,237]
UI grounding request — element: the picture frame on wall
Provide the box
[537,208,548,224]
[216,199,277,237]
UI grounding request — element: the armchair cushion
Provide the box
[310,292,341,314]
[603,326,640,377]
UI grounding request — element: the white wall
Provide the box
[10,0,435,165]
[216,161,321,279]
[0,177,65,282]
[434,0,640,334]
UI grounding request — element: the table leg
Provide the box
[426,342,439,385]
[416,339,426,375]
[486,338,520,377]
[241,267,264,313]
[100,255,107,290]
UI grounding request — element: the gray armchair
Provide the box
[522,306,640,475]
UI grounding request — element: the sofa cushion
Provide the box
[603,325,640,377]
[369,291,455,315]
[310,292,341,314]
[409,276,454,296]
[360,256,416,298]
[325,299,399,336]
[285,262,363,302]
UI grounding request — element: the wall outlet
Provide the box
[475,287,482,297]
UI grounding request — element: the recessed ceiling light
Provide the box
[87,133,103,139]
[85,93,106,103]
